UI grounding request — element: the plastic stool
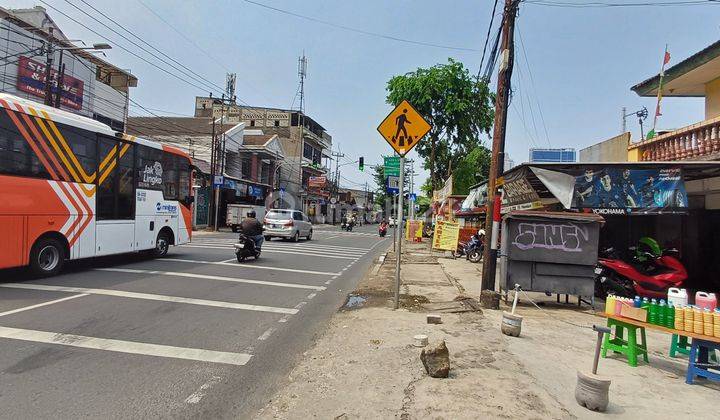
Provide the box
[601,318,648,367]
[686,339,720,384]
[672,334,718,362]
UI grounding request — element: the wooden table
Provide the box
[598,313,720,384]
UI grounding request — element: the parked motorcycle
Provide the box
[454,232,484,263]
[234,233,261,262]
[594,238,687,299]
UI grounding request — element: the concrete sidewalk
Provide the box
[257,240,719,419]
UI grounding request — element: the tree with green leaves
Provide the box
[385,59,495,193]
[452,146,492,195]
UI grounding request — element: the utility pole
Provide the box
[394,156,405,309]
[331,150,344,224]
[621,107,627,134]
[43,28,54,106]
[53,50,65,108]
[481,0,520,293]
[409,159,415,220]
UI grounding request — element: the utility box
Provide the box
[500,211,604,299]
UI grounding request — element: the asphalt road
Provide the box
[0,223,390,418]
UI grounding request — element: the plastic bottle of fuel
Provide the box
[666,303,675,329]
[658,300,667,326]
[649,299,658,325]
[634,296,642,308]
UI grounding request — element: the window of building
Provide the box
[250,120,255,127]
[241,155,252,179]
[303,142,314,160]
[274,120,280,127]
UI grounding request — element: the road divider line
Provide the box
[0,283,298,315]
[191,241,372,252]
[95,268,326,291]
[257,327,275,341]
[186,242,369,254]
[180,245,360,260]
[161,258,340,276]
[307,292,317,300]
[0,326,252,366]
[185,376,222,404]
[0,293,89,317]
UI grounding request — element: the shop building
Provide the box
[194,97,332,217]
[0,6,137,131]
[630,40,720,161]
[126,116,284,228]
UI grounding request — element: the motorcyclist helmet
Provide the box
[636,236,661,262]
[478,229,486,236]
[247,210,256,218]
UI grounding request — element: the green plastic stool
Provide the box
[670,334,718,362]
[601,318,649,367]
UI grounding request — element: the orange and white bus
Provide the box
[0,94,193,276]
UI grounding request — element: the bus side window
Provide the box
[178,158,191,204]
[162,153,178,200]
[117,142,134,219]
[97,137,117,220]
[64,124,97,179]
[0,111,31,177]
[136,145,163,191]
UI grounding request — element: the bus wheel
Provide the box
[153,232,171,257]
[30,237,65,277]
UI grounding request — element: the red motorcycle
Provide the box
[594,246,687,299]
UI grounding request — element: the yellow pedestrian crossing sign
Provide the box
[377,100,432,156]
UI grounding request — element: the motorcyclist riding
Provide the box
[240,210,264,251]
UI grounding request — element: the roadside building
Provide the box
[126,116,284,229]
[579,133,631,163]
[0,6,137,131]
[338,188,374,223]
[630,40,720,161]
[529,148,577,163]
[194,97,332,216]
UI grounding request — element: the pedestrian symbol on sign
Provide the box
[377,100,432,156]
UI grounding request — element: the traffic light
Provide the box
[358,156,364,171]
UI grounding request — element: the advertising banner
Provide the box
[432,220,460,251]
[501,167,542,213]
[571,167,687,215]
[405,220,423,241]
[308,176,327,188]
[17,56,84,110]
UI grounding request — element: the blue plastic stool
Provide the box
[686,339,720,384]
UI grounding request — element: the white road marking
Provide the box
[0,326,252,365]
[181,245,360,260]
[0,283,298,315]
[161,258,340,276]
[0,294,89,317]
[95,268,326,291]
[306,292,317,300]
[324,279,333,285]
[294,301,307,310]
[191,240,372,252]
[277,316,289,323]
[218,258,237,263]
[185,376,222,404]
[257,327,275,341]
[187,241,368,254]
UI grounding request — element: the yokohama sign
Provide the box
[17,56,84,110]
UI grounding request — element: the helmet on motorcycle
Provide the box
[478,229,486,236]
[636,236,661,262]
[247,210,256,218]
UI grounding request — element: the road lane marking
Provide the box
[180,245,360,260]
[218,258,237,263]
[161,258,340,276]
[294,301,307,310]
[257,327,275,341]
[95,268,326,291]
[186,241,369,254]
[0,326,252,366]
[191,240,372,252]
[306,292,317,300]
[0,293,89,317]
[185,376,222,404]
[0,283,298,315]
[324,279,333,285]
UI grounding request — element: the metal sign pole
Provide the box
[394,156,405,310]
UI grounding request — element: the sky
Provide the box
[7,0,719,192]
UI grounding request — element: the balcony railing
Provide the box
[629,116,720,161]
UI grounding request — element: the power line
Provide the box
[516,23,551,148]
[134,0,230,73]
[242,0,480,52]
[478,0,500,78]
[38,0,224,96]
[62,0,226,95]
[525,0,717,7]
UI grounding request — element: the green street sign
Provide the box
[384,156,400,177]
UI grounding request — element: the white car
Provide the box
[263,209,313,242]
